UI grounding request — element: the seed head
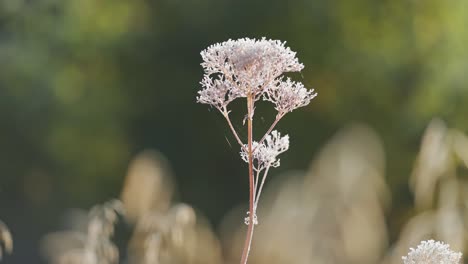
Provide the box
[197,38,315,109]
[402,240,462,264]
[263,77,317,114]
[240,130,289,171]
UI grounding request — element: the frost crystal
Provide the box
[244,211,258,226]
[197,38,314,107]
[402,240,462,264]
[263,78,317,114]
[197,76,241,109]
[240,131,289,171]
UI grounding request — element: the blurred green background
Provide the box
[1,0,468,262]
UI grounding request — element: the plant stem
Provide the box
[240,94,255,264]
[255,112,285,150]
[253,169,260,201]
[254,166,270,207]
[222,107,247,152]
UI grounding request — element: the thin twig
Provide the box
[253,168,261,202]
[222,107,247,152]
[254,166,270,207]
[255,112,285,151]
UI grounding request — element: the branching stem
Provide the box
[222,107,247,152]
[240,94,255,264]
[255,112,285,150]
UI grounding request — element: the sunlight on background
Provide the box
[38,122,468,263]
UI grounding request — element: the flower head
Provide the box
[263,77,317,114]
[402,240,462,264]
[197,76,241,109]
[198,38,309,108]
[201,37,303,79]
[240,130,289,171]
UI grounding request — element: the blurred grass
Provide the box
[40,122,468,263]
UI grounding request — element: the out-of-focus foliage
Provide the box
[40,121,468,263]
[1,0,468,263]
[41,151,223,264]
[121,151,222,264]
[121,151,174,223]
[382,119,468,264]
[221,124,390,264]
[41,200,124,264]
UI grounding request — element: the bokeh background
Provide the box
[1,0,468,263]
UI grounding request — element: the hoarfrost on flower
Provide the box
[263,77,317,114]
[198,38,314,109]
[197,76,241,109]
[402,240,462,264]
[240,130,289,171]
[244,211,258,226]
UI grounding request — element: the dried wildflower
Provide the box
[197,37,316,264]
[197,38,312,107]
[197,76,241,110]
[240,130,290,171]
[402,240,462,264]
[263,78,317,114]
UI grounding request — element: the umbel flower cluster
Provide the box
[198,38,316,114]
[240,130,289,171]
[197,37,316,264]
[402,240,462,264]
[198,37,316,173]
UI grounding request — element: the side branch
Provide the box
[255,112,285,150]
[254,166,270,207]
[253,169,261,201]
[222,107,247,152]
